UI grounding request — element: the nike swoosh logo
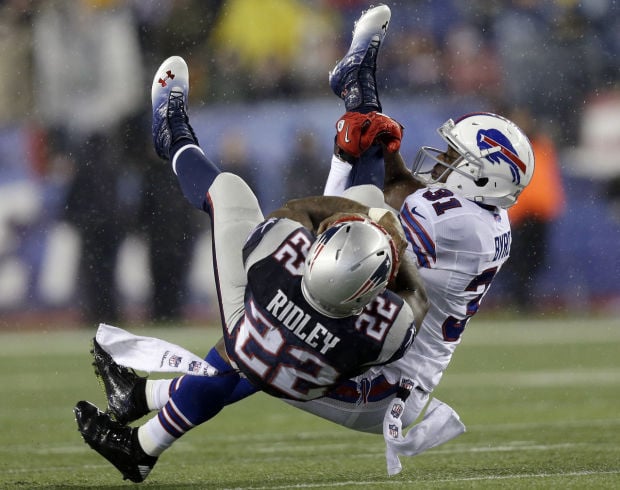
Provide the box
[344,124,351,143]
[410,206,425,219]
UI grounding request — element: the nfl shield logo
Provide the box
[168,355,182,367]
[390,403,403,418]
[188,360,202,373]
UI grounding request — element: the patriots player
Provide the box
[73,52,428,483]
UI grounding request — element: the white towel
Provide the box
[96,323,218,376]
[384,398,466,475]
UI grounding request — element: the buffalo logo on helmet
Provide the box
[476,128,527,184]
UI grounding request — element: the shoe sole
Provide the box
[151,56,189,107]
[351,4,391,46]
[329,5,391,94]
[74,400,150,483]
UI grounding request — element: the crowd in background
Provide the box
[0,0,619,326]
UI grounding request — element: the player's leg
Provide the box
[92,334,256,426]
[103,55,259,404]
[286,371,430,434]
[152,56,263,333]
[329,4,390,113]
[74,56,258,482]
[135,345,239,458]
[325,5,391,194]
[74,346,239,483]
[151,55,219,208]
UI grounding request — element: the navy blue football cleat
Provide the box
[74,400,157,483]
[329,4,391,112]
[151,55,198,160]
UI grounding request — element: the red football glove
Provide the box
[335,111,403,158]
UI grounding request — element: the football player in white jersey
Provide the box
[287,3,535,474]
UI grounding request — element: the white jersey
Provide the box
[290,184,510,433]
[394,186,511,391]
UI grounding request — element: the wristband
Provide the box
[333,140,358,164]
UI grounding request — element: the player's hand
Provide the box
[335,111,403,159]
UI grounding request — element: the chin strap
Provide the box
[383,379,466,476]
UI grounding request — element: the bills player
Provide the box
[73,54,428,482]
[292,3,535,474]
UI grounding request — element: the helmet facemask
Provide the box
[412,144,483,186]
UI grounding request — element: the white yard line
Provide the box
[219,469,620,489]
[440,368,620,388]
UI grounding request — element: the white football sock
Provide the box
[138,413,177,457]
[145,378,181,411]
[323,154,352,196]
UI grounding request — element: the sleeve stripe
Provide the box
[401,207,436,266]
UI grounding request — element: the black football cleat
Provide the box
[74,400,157,483]
[92,338,149,424]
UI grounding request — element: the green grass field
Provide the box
[1,315,619,489]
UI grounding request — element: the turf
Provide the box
[0,315,618,489]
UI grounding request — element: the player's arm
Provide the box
[382,148,425,212]
[267,196,369,232]
[269,197,408,260]
[390,253,429,330]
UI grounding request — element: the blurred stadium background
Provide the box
[1,0,619,330]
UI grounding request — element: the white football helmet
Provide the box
[301,218,395,318]
[411,112,535,208]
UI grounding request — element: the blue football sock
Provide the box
[226,377,259,404]
[205,347,233,371]
[172,145,221,212]
[163,347,239,430]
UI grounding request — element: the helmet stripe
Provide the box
[480,134,527,173]
[401,205,436,263]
